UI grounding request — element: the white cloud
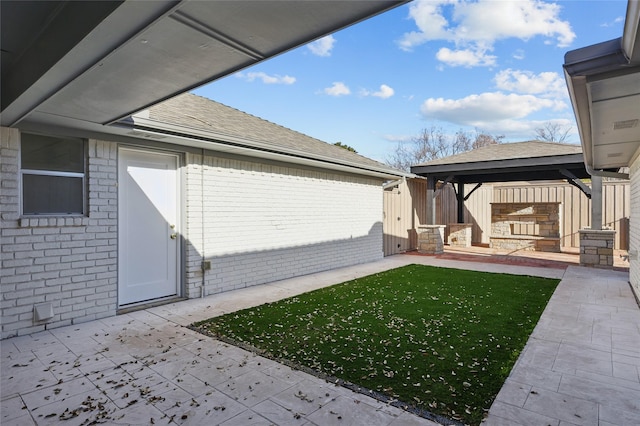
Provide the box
[420,91,562,126]
[436,47,496,67]
[512,49,526,60]
[238,72,296,85]
[472,117,576,141]
[398,0,575,67]
[601,16,624,27]
[383,134,414,143]
[323,82,351,97]
[453,0,575,47]
[397,0,453,50]
[308,35,336,57]
[361,84,395,99]
[373,84,395,99]
[494,69,567,98]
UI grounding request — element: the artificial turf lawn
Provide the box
[193,264,559,424]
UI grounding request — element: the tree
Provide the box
[333,142,357,153]
[385,126,503,172]
[534,122,572,143]
[472,129,503,149]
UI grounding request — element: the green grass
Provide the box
[193,264,559,425]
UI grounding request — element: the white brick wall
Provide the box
[630,150,640,301]
[1,128,118,338]
[2,129,387,337]
[185,153,384,296]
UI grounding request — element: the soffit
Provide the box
[1,0,407,129]
[563,1,640,172]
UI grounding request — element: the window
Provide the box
[21,133,86,215]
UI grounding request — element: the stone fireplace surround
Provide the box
[490,202,561,252]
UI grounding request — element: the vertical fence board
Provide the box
[384,179,629,255]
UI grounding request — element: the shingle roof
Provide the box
[415,141,582,166]
[411,141,588,183]
[145,93,402,175]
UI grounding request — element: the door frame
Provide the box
[117,145,184,308]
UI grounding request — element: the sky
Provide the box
[193,0,629,163]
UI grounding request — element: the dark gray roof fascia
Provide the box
[411,153,585,175]
[563,38,629,77]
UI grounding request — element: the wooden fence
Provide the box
[383,178,427,256]
[383,179,630,256]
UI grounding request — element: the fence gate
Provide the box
[383,178,427,256]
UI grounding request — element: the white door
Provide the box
[118,148,180,306]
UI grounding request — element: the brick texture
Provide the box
[185,153,384,297]
[630,151,640,301]
[1,128,117,338]
[2,128,386,337]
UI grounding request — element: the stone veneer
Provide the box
[579,228,615,268]
[448,223,472,247]
[417,225,446,254]
[490,202,561,252]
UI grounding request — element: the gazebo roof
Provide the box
[411,141,589,184]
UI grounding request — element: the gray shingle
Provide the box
[146,93,402,174]
[415,141,583,167]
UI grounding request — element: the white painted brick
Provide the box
[2,258,33,268]
[630,151,640,300]
[2,243,33,252]
[1,274,31,285]
[32,242,61,250]
[71,260,95,269]
[44,263,72,272]
[15,264,44,275]
[31,271,60,281]
[1,228,32,236]
[59,269,85,278]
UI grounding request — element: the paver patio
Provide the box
[1,252,639,425]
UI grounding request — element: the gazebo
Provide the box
[410,141,620,266]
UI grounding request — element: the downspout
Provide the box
[584,164,628,232]
[585,163,629,180]
[383,176,406,190]
[201,148,206,298]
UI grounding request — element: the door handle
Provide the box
[170,233,177,240]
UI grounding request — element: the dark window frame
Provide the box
[20,133,87,216]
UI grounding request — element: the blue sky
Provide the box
[193,0,628,163]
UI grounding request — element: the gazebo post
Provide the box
[591,175,603,230]
[427,175,436,225]
[457,182,464,223]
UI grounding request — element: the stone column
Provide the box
[417,225,446,254]
[448,223,472,247]
[579,228,615,268]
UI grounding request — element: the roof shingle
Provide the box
[145,93,401,174]
[415,141,582,167]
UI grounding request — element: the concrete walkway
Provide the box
[484,266,640,426]
[1,254,638,425]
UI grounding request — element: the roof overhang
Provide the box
[116,115,408,180]
[1,0,408,131]
[563,1,640,175]
[411,153,590,184]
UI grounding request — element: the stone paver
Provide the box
[1,253,638,426]
[484,266,640,426]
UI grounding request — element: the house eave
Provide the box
[114,116,408,180]
[563,1,640,175]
